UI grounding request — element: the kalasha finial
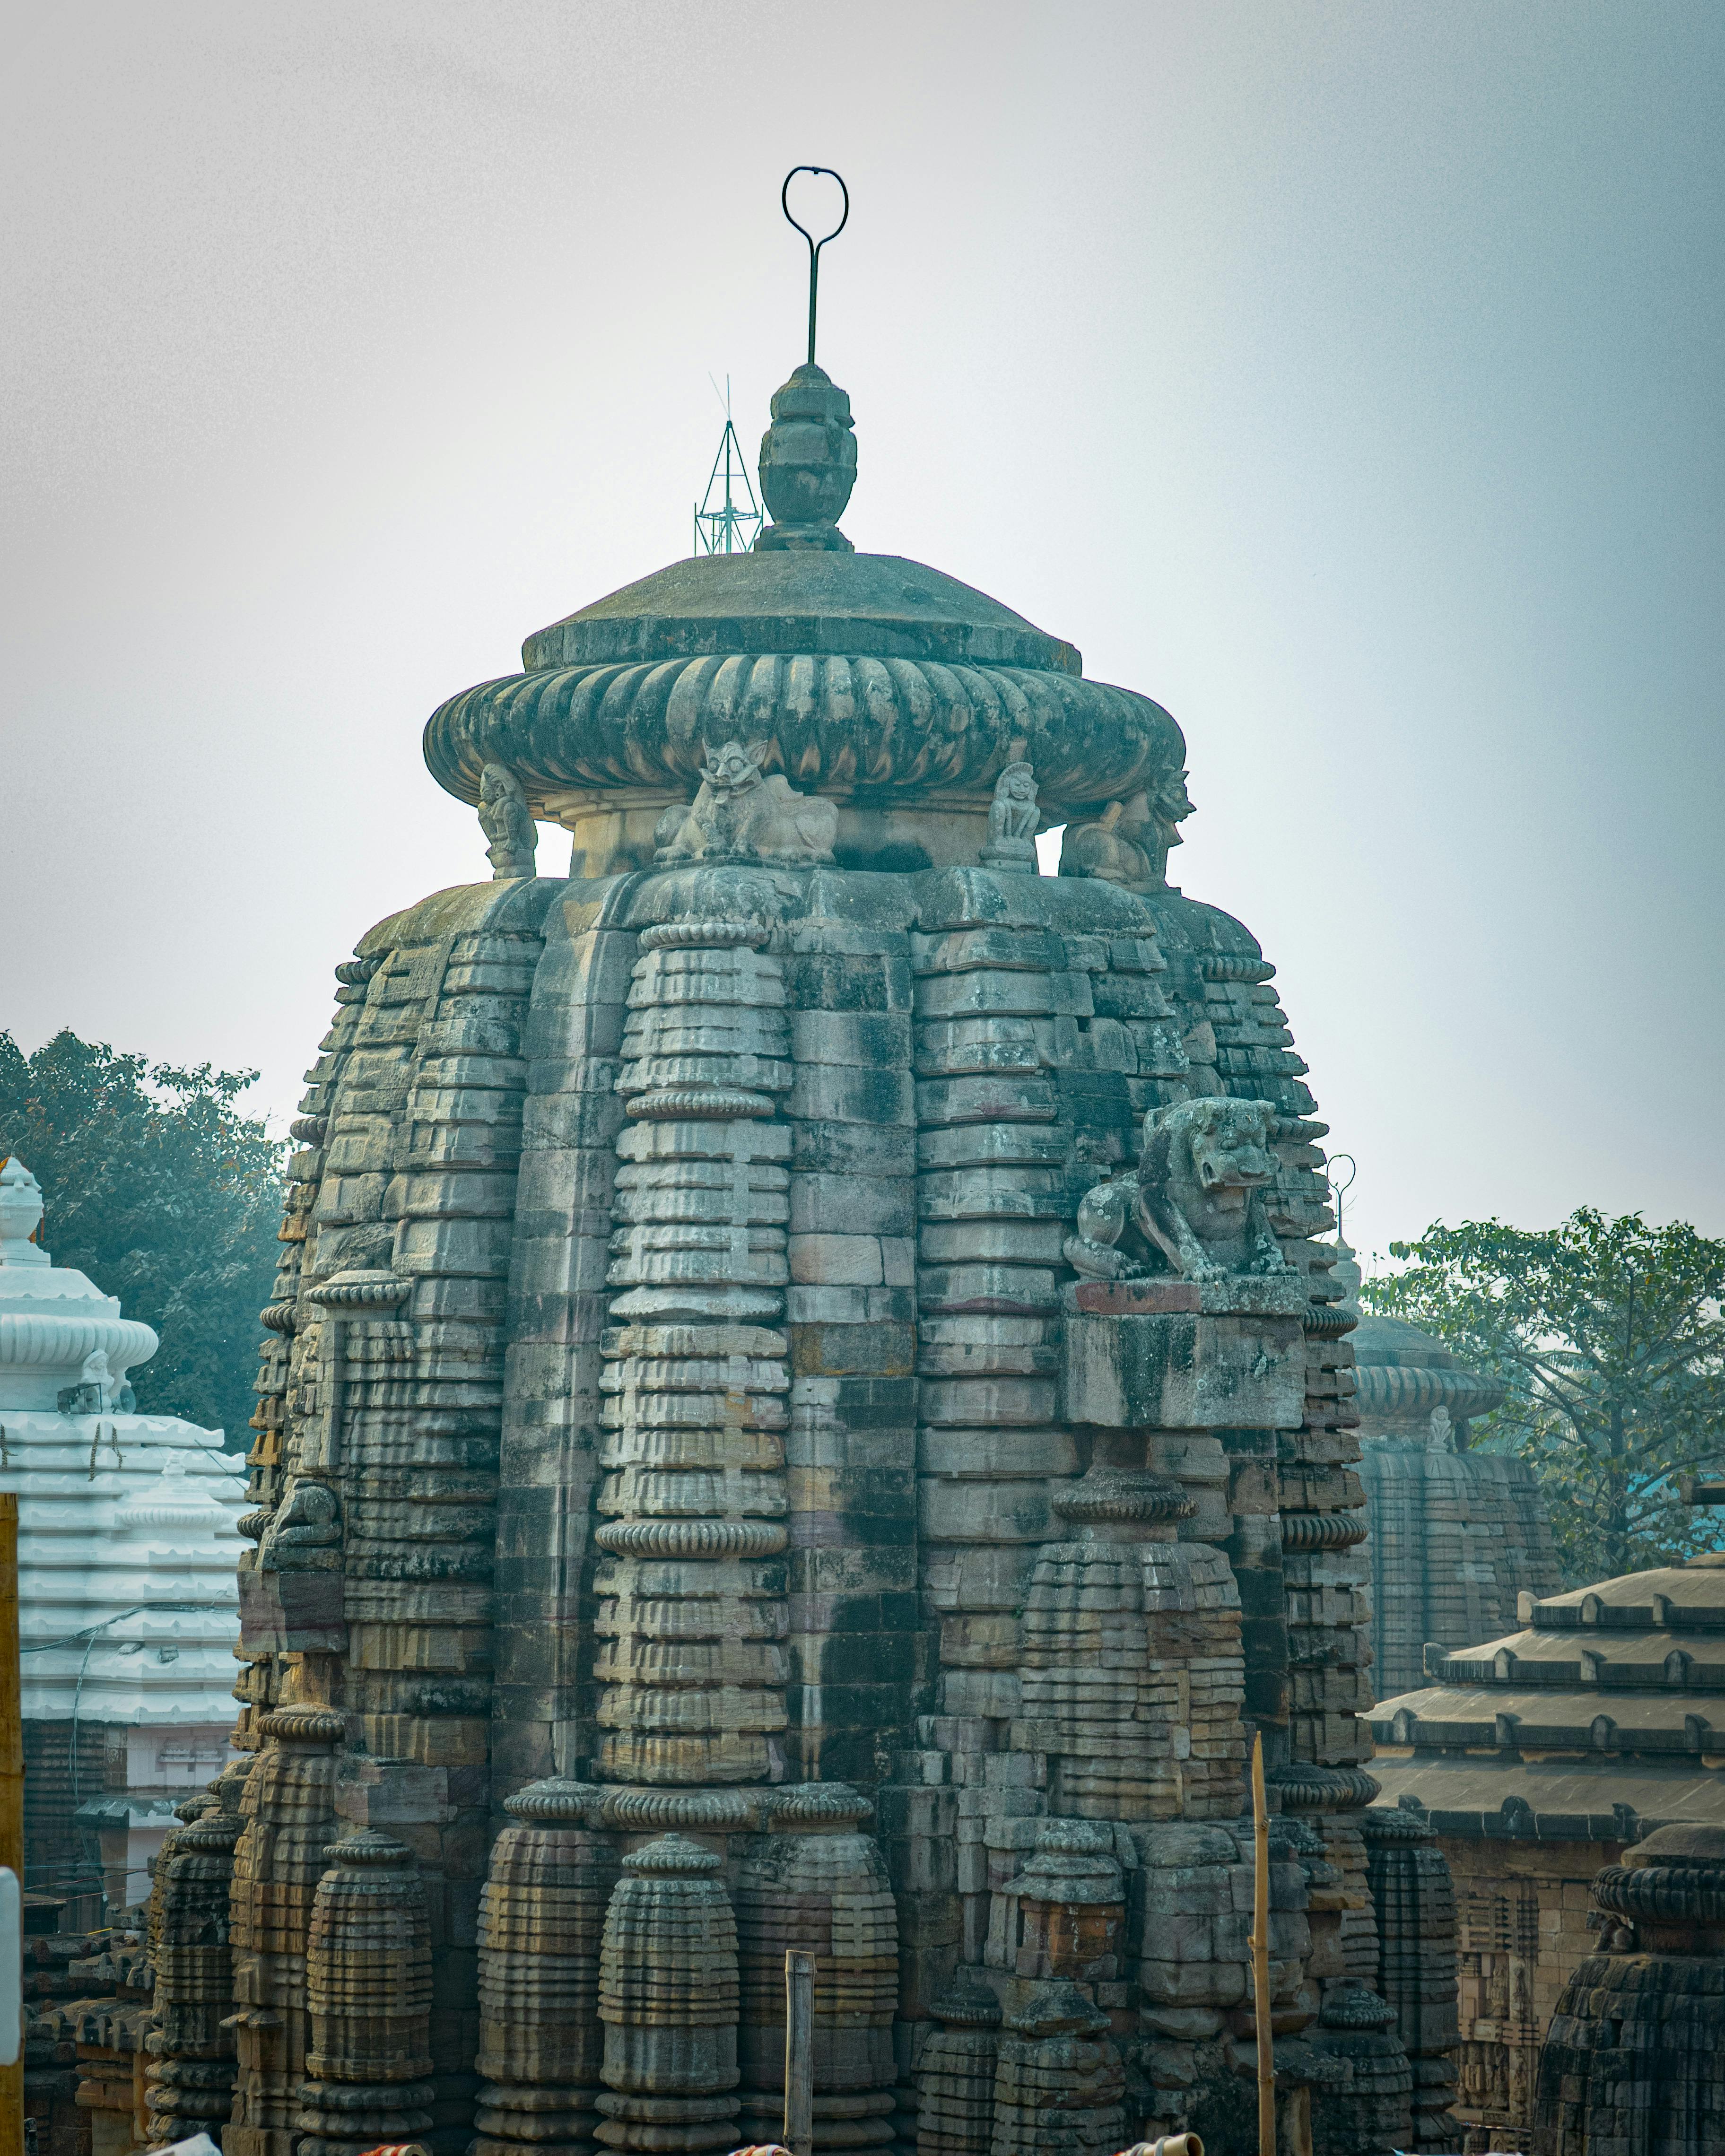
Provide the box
[756,168,857,553]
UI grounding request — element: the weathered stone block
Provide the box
[1059,1309,1307,1430]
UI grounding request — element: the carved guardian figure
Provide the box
[1057,791,1156,890]
[653,739,838,863]
[479,761,538,879]
[979,760,1040,871]
[1064,1094,1296,1282]
[1058,767,1194,893]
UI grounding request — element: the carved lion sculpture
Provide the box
[654,739,839,864]
[263,1478,341,1571]
[1063,1095,1296,1283]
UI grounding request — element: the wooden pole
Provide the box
[1250,1731,1274,2156]
[784,1947,814,2156]
[0,1493,22,2147]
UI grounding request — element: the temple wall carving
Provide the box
[176,851,1443,2156]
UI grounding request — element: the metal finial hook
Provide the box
[1325,1154,1357,1245]
[782,166,849,368]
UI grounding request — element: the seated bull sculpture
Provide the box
[654,739,838,864]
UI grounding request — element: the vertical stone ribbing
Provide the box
[596,907,793,1786]
[232,887,559,2156]
[911,917,1081,1759]
[142,1804,244,2146]
[1363,1805,1460,2153]
[493,900,636,1793]
[782,896,921,1791]
[1358,1442,1563,1703]
[235,953,376,1753]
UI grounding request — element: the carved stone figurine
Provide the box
[478,761,538,880]
[1149,765,1195,884]
[653,739,838,864]
[1058,766,1194,892]
[261,1478,340,1569]
[1057,791,1155,889]
[979,761,1039,872]
[1063,1094,1296,1282]
[57,1346,123,1414]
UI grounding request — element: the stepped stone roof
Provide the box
[1370,1552,1725,1840]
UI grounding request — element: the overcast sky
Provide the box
[4,1,1721,1263]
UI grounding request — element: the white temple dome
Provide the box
[0,1157,245,1828]
[0,1157,158,1410]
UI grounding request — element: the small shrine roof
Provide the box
[1371,1547,1725,1838]
[1368,1751,1725,1841]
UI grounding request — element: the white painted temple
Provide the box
[0,1154,246,1908]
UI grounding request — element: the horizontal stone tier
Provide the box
[424,652,1180,819]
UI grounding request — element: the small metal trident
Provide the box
[782,165,849,367]
[1326,1153,1357,1245]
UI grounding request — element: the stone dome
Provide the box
[1330,1238,1507,1429]
[422,365,1187,879]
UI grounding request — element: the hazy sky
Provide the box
[4,2,1721,1264]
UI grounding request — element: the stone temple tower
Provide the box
[192,344,1447,2156]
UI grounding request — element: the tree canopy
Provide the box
[0,1029,287,1450]
[1361,1208,1725,1585]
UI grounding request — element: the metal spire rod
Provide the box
[781,165,849,367]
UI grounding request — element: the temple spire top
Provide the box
[756,169,857,553]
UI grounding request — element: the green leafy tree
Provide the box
[1360,1209,1725,1584]
[0,1029,287,1451]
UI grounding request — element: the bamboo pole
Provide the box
[784,1947,814,2156]
[1249,1730,1274,2156]
[0,1493,22,2145]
